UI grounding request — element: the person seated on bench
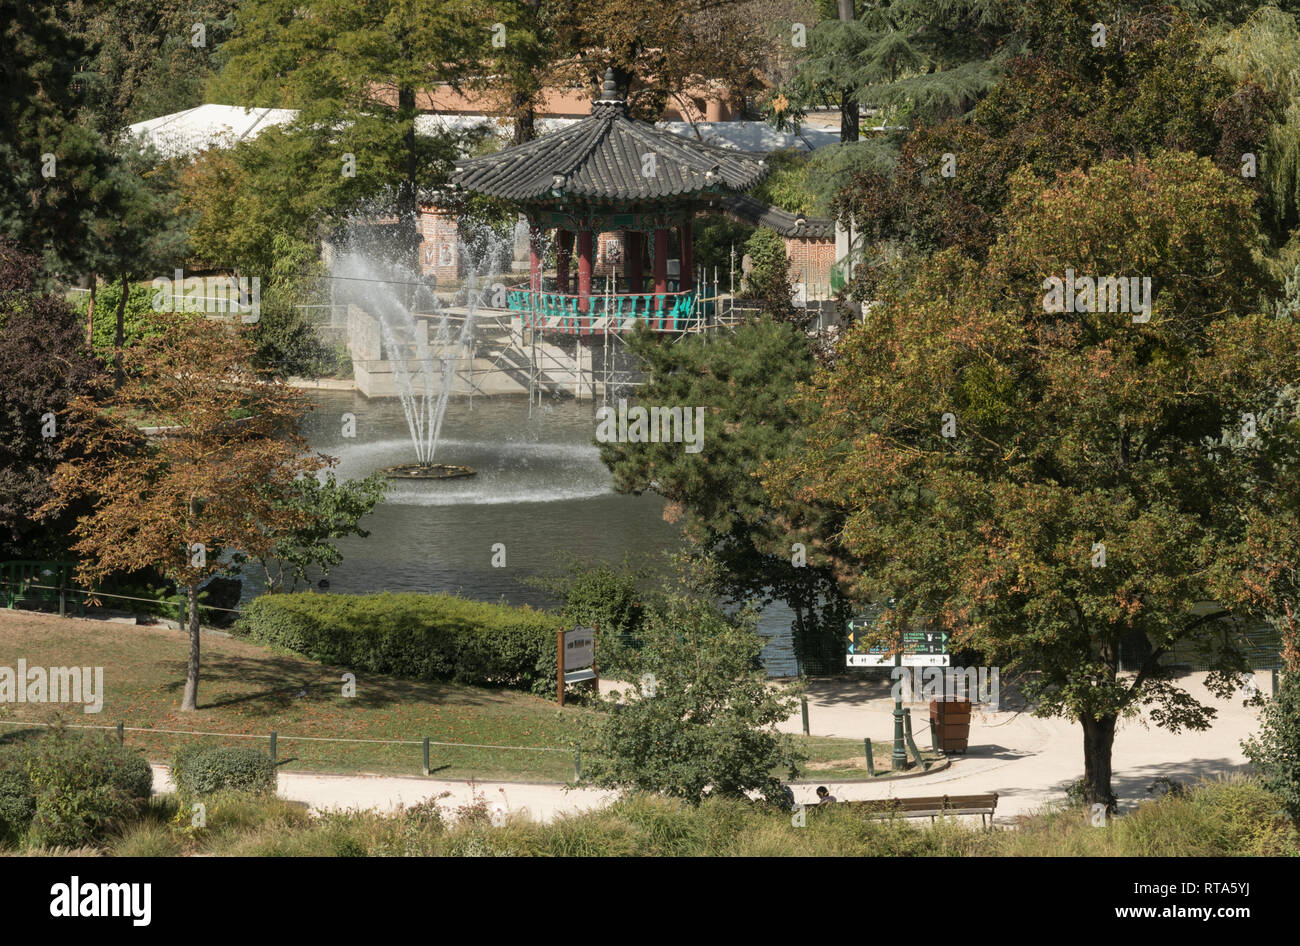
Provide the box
[816,786,837,804]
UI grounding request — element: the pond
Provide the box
[283,390,798,675]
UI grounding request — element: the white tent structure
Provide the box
[127,104,299,158]
[129,104,838,159]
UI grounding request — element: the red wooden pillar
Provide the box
[577,229,593,321]
[529,224,543,292]
[556,228,573,295]
[653,227,668,330]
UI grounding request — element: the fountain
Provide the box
[332,213,511,479]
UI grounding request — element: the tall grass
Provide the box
[4,776,1295,857]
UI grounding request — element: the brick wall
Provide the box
[785,236,836,289]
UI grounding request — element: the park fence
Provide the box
[0,718,582,783]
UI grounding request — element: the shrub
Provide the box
[524,560,646,677]
[692,214,754,274]
[21,730,152,848]
[1243,671,1300,821]
[171,744,277,799]
[74,280,163,353]
[741,227,798,322]
[581,587,804,804]
[234,592,563,696]
[0,755,35,845]
[750,149,817,216]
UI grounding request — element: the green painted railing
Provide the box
[506,289,697,332]
[1,561,83,614]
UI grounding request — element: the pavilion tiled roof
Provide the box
[721,193,835,240]
[451,70,769,204]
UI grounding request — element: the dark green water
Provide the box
[289,389,797,673]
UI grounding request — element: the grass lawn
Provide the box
[0,609,873,782]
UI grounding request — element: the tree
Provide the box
[545,0,791,120]
[92,144,191,386]
[742,227,800,324]
[599,317,850,673]
[246,471,388,593]
[831,14,1259,293]
[0,0,119,275]
[39,314,325,711]
[764,152,1300,809]
[0,241,105,560]
[208,0,486,270]
[1243,663,1300,821]
[776,0,1016,135]
[63,0,238,130]
[581,562,804,804]
[1214,6,1300,246]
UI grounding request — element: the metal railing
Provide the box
[507,287,700,333]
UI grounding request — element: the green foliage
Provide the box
[835,14,1260,290]
[62,1,237,130]
[742,227,797,321]
[780,0,1015,131]
[73,280,159,352]
[246,471,388,592]
[750,150,817,216]
[171,745,277,800]
[0,0,121,275]
[581,580,804,804]
[691,214,754,275]
[603,318,849,674]
[234,592,563,696]
[206,0,486,268]
[805,138,899,215]
[0,753,35,845]
[1243,672,1300,820]
[523,559,647,677]
[767,150,1296,807]
[1213,6,1300,240]
[22,768,1300,855]
[13,729,152,848]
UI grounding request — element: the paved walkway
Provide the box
[151,671,1264,825]
[772,672,1262,818]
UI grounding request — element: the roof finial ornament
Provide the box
[599,68,619,100]
[591,67,629,116]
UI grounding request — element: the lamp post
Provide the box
[888,600,907,771]
[892,639,907,771]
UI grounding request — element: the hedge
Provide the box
[234,592,563,696]
[171,745,277,798]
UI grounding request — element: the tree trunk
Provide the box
[512,96,536,146]
[114,272,128,388]
[181,582,201,711]
[397,83,422,274]
[838,0,859,143]
[87,277,96,346]
[1081,713,1117,811]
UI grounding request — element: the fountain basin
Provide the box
[382,463,476,480]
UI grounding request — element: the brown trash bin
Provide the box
[930,699,972,753]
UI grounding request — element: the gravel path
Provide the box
[151,672,1264,824]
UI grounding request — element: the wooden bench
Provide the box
[809,792,998,828]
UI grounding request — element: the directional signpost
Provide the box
[846,619,951,667]
[846,610,950,771]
